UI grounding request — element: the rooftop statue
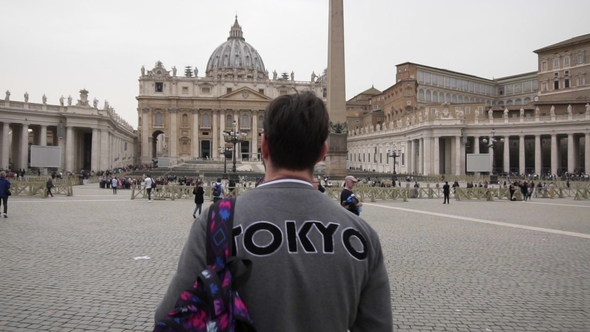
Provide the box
[24,92,28,103]
[42,94,47,104]
[4,90,10,101]
[60,95,64,106]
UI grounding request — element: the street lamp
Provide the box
[223,121,248,174]
[387,145,402,174]
[481,128,504,175]
[217,146,232,178]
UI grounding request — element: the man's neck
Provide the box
[264,167,313,184]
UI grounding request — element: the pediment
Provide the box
[219,87,272,101]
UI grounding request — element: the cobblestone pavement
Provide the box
[0,185,589,331]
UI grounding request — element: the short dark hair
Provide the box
[263,92,329,171]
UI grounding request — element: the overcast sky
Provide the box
[2,0,589,128]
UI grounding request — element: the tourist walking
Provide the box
[46,178,54,197]
[211,177,225,203]
[155,92,392,331]
[0,171,11,218]
[111,177,118,194]
[442,181,450,204]
[144,174,154,202]
[341,175,362,215]
[192,181,204,218]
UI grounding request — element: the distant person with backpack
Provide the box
[211,177,224,203]
[144,174,154,202]
[154,92,392,331]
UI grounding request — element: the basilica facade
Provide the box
[137,18,326,164]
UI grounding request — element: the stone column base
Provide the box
[325,133,348,178]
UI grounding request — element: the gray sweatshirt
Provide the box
[155,180,393,332]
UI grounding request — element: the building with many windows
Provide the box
[347,33,590,176]
[137,17,326,164]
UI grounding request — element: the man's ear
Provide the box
[261,134,270,160]
[316,142,328,163]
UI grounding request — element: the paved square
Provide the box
[0,185,589,331]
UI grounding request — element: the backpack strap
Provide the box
[206,197,236,267]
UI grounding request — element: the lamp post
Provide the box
[223,121,248,174]
[387,145,402,174]
[481,128,504,175]
[217,146,232,179]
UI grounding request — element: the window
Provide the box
[202,113,210,126]
[431,108,437,115]
[577,75,586,86]
[124,142,127,151]
[437,75,443,86]
[465,106,471,114]
[202,87,211,94]
[450,78,456,89]
[226,88,232,94]
[258,115,264,128]
[424,72,431,84]
[182,113,188,125]
[505,84,513,95]
[241,114,250,128]
[514,83,521,94]
[418,89,424,101]
[182,86,188,94]
[577,53,585,64]
[564,70,570,76]
[425,90,431,102]
[564,56,570,67]
[541,61,548,71]
[259,89,264,95]
[542,82,548,92]
[155,82,163,92]
[418,71,424,83]
[226,115,233,128]
[523,81,532,92]
[553,58,559,69]
[432,91,438,102]
[155,112,163,126]
[565,79,570,88]
[554,81,559,90]
[468,81,474,92]
[406,89,412,96]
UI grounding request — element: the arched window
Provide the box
[155,112,163,126]
[202,113,210,126]
[445,93,451,102]
[432,91,438,102]
[258,115,264,128]
[452,94,457,103]
[524,97,531,104]
[498,101,505,107]
[182,113,188,125]
[515,98,522,105]
[418,89,424,101]
[506,100,513,106]
[226,114,233,128]
[241,114,250,128]
[458,95,464,103]
[425,90,431,102]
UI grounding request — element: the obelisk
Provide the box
[325,0,348,178]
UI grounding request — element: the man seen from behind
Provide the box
[154,92,393,331]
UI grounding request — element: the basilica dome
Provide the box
[205,17,267,79]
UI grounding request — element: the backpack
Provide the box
[212,182,222,197]
[154,198,256,332]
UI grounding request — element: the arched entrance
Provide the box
[151,130,165,160]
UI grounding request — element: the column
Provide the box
[1,123,10,169]
[219,110,226,157]
[40,125,47,146]
[519,135,525,175]
[433,137,440,175]
[585,133,590,175]
[141,108,151,163]
[65,126,73,172]
[551,134,558,176]
[251,111,258,161]
[212,110,219,159]
[567,134,575,173]
[534,135,541,176]
[423,137,431,175]
[407,140,413,174]
[454,136,461,176]
[21,124,29,171]
[473,136,480,176]
[460,136,466,175]
[192,109,199,158]
[169,109,177,158]
[91,128,99,172]
[418,138,424,175]
[503,136,510,173]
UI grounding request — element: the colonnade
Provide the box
[349,130,590,176]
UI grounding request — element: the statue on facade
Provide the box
[141,66,145,76]
[567,104,572,115]
[59,95,64,106]
[520,107,525,117]
[535,106,540,117]
[474,109,479,121]
[311,71,316,82]
[488,108,493,120]
[586,103,590,115]
[442,106,449,118]
[273,70,277,80]
[194,67,198,77]
[550,105,556,116]
[93,98,99,108]
[42,94,47,104]
[503,108,509,118]
[67,95,72,106]
[104,100,109,110]
[172,66,177,77]
[4,90,10,101]
[291,71,294,81]
[424,109,429,121]
[418,112,423,123]
[24,92,29,103]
